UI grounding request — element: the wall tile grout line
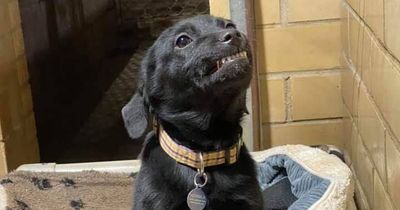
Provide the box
[256,18,341,30]
[264,68,342,79]
[264,117,344,126]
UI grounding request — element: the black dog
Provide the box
[122,15,263,210]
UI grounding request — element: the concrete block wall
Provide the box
[256,0,344,149]
[0,0,39,175]
[341,0,400,208]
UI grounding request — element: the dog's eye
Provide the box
[226,23,236,29]
[176,35,193,48]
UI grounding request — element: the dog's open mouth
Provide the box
[211,51,248,74]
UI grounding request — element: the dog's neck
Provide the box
[153,90,247,151]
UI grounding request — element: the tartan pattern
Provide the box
[159,127,242,169]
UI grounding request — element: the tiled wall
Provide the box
[256,0,344,149]
[342,0,400,208]
[0,0,39,175]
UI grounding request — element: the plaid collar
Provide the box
[158,125,243,169]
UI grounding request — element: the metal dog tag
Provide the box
[187,187,207,210]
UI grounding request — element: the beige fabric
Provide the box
[0,171,135,210]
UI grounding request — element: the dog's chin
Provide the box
[208,57,251,89]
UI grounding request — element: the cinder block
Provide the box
[385,0,400,61]
[354,176,371,210]
[386,134,400,209]
[341,5,350,58]
[266,120,344,148]
[364,0,384,41]
[355,135,374,207]
[347,0,360,15]
[288,0,340,22]
[260,77,286,123]
[341,67,355,113]
[258,22,341,72]
[209,0,230,18]
[343,116,353,164]
[358,85,386,185]
[369,39,385,109]
[381,58,400,140]
[291,74,343,120]
[349,12,360,68]
[374,172,395,210]
[255,0,280,25]
[360,29,372,89]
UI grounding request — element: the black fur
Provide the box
[122,15,263,210]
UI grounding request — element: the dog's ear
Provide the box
[122,91,149,139]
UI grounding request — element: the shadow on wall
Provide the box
[19,0,140,162]
[19,0,209,163]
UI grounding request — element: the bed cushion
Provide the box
[253,145,354,210]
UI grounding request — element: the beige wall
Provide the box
[0,0,39,174]
[342,0,400,209]
[256,0,344,149]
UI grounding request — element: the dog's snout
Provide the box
[220,30,242,45]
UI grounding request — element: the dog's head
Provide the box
[122,15,252,139]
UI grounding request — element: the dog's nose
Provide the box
[220,30,243,45]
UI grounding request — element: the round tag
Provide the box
[187,187,207,210]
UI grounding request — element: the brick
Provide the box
[292,74,343,120]
[209,0,230,18]
[374,173,395,210]
[355,135,374,207]
[258,22,341,72]
[358,85,386,184]
[260,77,285,123]
[364,0,384,41]
[288,0,340,22]
[255,0,280,25]
[381,58,400,140]
[386,134,400,209]
[385,0,400,61]
[266,120,344,148]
